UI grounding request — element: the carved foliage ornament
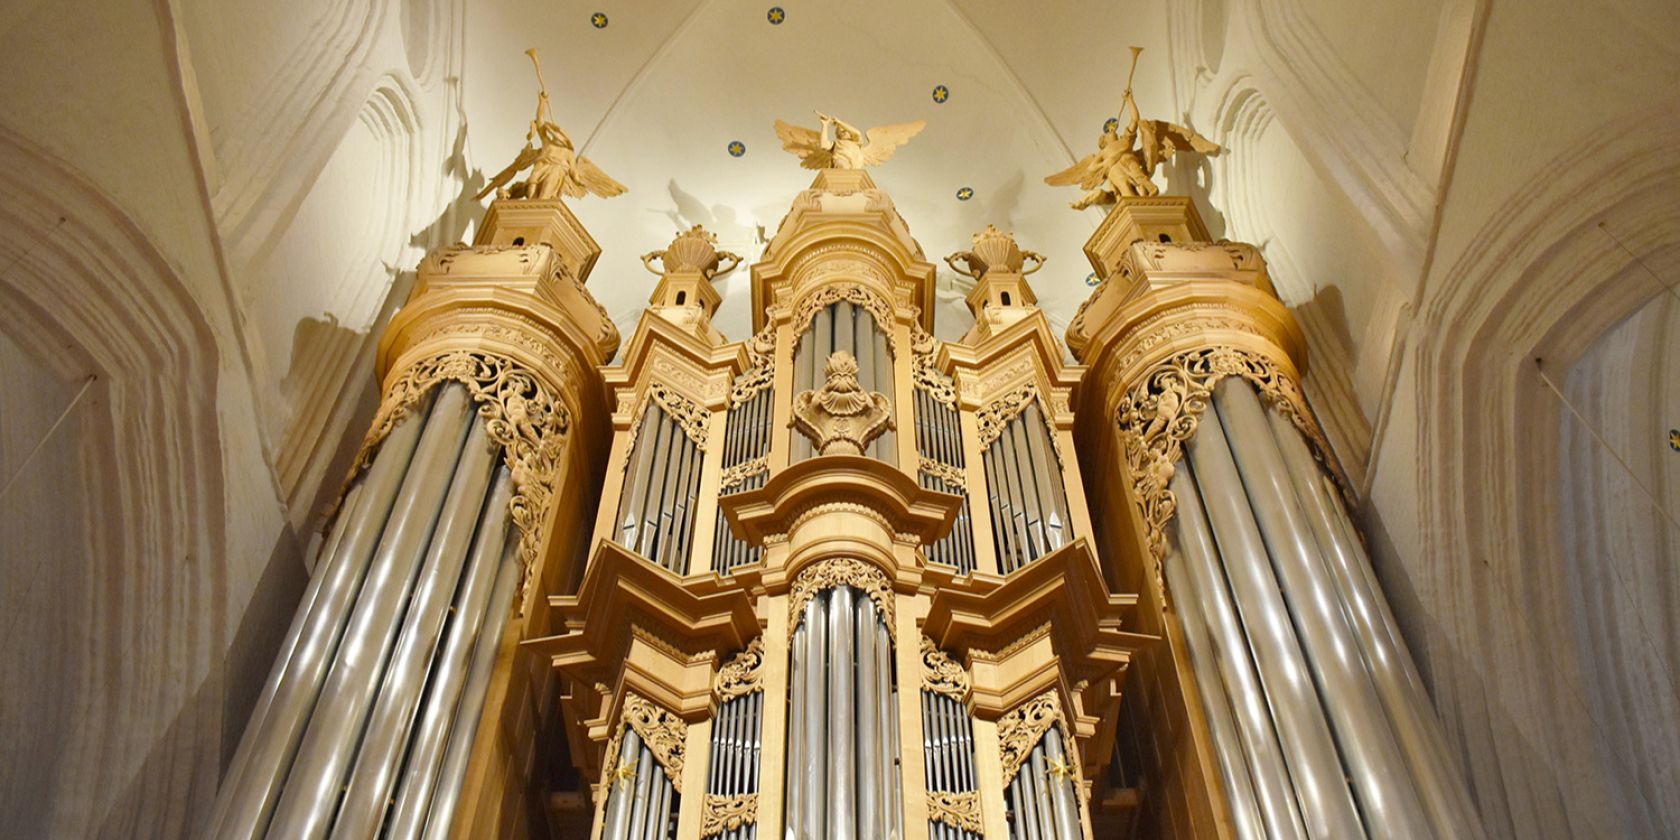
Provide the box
[713,637,765,703]
[911,322,958,407]
[621,381,711,472]
[920,636,970,701]
[927,791,984,834]
[351,350,570,611]
[719,456,770,492]
[792,284,900,357]
[700,793,758,837]
[1115,345,1329,599]
[997,690,1074,787]
[729,321,778,407]
[611,692,688,792]
[975,383,1067,468]
[917,456,965,491]
[788,558,896,642]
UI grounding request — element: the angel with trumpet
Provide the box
[774,112,926,170]
[477,49,628,202]
[1045,48,1219,209]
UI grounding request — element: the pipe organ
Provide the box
[211,112,1483,839]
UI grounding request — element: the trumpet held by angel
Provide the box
[476,49,628,202]
[774,112,926,170]
[1045,51,1219,209]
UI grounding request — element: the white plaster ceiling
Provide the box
[460,0,1172,345]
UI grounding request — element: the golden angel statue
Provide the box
[477,49,627,202]
[773,112,926,170]
[1045,48,1219,209]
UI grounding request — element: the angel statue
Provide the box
[1044,48,1219,210]
[773,112,926,170]
[476,49,627,202]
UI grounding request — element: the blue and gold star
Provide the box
[727,140,747,158]
[767,6,785,24]
[590,11,608,28]
[1085,272,1100,287]
[1104,116,1119,134]
[932,85,950,104]
[956,186,974,201]
[1669,429,1680,452]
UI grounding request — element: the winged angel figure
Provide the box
[774,112,926,170]
[1046,80,1219,209]
[476,50,627,202]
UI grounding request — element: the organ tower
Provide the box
[208,94,1483,840]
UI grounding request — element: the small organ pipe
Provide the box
[827,587,858,839]
[857,597,884,840]
[601,731,641,840]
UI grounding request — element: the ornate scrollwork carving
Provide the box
[788,558,896,643]
[927,791,984,834]
[911,322,958,407]
[621,381,712,471]
[975,383,1066,467]
[714,637,765,703]
[792,284,900,357]
[719,456,770,492]
[920,636,970,701]
[997,690,1072,787]
[729,321,779,407]
[1115,345,1326,599]
[917,456,966,491]
[351,349,570,612]
[620,692,688,792]
[700,793,758,837]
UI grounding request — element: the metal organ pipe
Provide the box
[1216,380,1433,839]
[984,406,1074,574]
[783,586,902,839]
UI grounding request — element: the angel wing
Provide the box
[1043,153,1103,190]
[1138,119,1220,172]
[774,119,834,169]
[566,156,628,199]
[860,120,926,166]
[475,143,541,200]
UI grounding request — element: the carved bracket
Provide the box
[975,383,1066,467]
[729,321,779,407]
[607,692,688,793]
[621,381,711,472]
[792,283,901,357]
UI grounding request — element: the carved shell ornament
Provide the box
[944,224,1046,280]
[789,351,896,456]
[640,224,742,279]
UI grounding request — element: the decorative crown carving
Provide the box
[789,351,896,456]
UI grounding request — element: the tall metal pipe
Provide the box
[857,597,884,840]
[205,399,429,838]
[382,468,514,838]
[828,587,858,839]
[1269,410,1486,839]
[419,538,522,840]
[1186,403,1367,839]
[802,596,829,835]
[786,620,806,839]
[267,384,475,839]
[331,419,499,838]
[1044,728,1084,840]
[601,730,642,840]
[1169,465,1308,840]
[1217,381,1431,839]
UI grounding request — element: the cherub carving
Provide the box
[773,112,925,170]
[477,49,627,202]
[1044,48,1219,209]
